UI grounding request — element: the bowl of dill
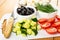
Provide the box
[36,3,57,19]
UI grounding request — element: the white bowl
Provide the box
[14,6,36,20]
[57,8,60,16]
[37,10,57,20]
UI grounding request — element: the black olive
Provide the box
[28,11,32,15]
[17,8,21,14]
[21,6,26,10]
[27,7,35,13]
[21,8,27,15]
[27,9,32,15]
[17,6,34,16]
[21,10,26,15]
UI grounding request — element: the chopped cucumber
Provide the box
[31,21,36,26]
[32,18,37,22]
[21,29,27,36]
[16,31,21,35]
[20,22,25,25]
[31,26,36,30]
[27,29,32,35]
[14,22,21,27]
[13,27,20,33]
[37,24,41,30]
[32,29,38,35]
[16,27,20,31]
[26,19,31,23]
[13,18,39,36]
[22,34,26,37]
[31,31,35,36]
[23,23,30,28]
[13,28,17,33]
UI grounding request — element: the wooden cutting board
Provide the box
[0,0,18,19]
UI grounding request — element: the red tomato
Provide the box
[38,18,47,23]
[56,26,60,33]
[41,22,51,29]
[55,18,58,22]
[47,17,55,23]
[57,28,60,33]
[54,15,58,22]
[56,15,60,20]
[46,27,57,34]
[52,21,60,27]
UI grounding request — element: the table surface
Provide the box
[0,0,60,40]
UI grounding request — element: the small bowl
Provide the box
[14,6,36,20]
[57,8,60,16]
[37,10,57,20]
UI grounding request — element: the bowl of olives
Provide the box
[14,6,36,19]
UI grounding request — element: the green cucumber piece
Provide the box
[32,18,37,22]
[27,29,32,35]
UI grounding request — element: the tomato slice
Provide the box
[53,15,58,22]
[41,22,51,29]
[46,27,57,34]
[56,26,60,33]
[57,28,60,33]
[52,21,60,27]
[38,18,47,23]
[56,15,60,20]
[47,17,55,23]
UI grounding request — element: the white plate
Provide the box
[1,13,60,40]
[0,4,60,40]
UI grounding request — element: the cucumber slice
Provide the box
[13,28,17,33]
[21,29,27,33]
[31,31,35,36]
[32,29,38,35]
[23,23,30,28]
[13,27,20,32]
[20,22,25,25]
[27,29,32,35]
[31,21,36,26]
[16,27,20,31]
[25,19,31,23]
[22,33,27,37]
[16,31,21,35]
[31,26,36,30]
[21,29,27,36]
[31,18,37,22]
[37,24,41,30]
[14,22,21,28]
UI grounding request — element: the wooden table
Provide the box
[0,0,60,40]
